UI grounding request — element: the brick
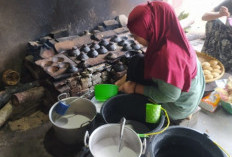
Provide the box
[114,27,129,34]
[102,75,109,82]
[81,71,92,77]
[103,20,120,29]
[87,63,106,73]
[101,71,108,77]
[97,25,105,32]
[92,78,102,85]
[50,28,69,39]
[81,78,91,89]
[92,72,101,80]
[54,35,92,53]
[93,30,116,41]
[115,14,128,27]
[56,85,70,94]
[56,35,80,42]
[70,85,82,94]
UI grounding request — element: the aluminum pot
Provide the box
[49,96,96,144]
[82,124,146,157]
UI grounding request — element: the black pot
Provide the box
[131,43,141,50]
[121,36,128,40]
[125,50,140,58]
[106,42,117,51]
[88,48,99,58]
[80,44,91,53]
[105,52,117,60]
[99,39,109,47]
[122,43,132,51]
[73,48,81,56]
[127,39,136,44]
[69,65,79,73]
[110,35,122,43]
[90,43,100,50]
[149,126,226,157]
[78,52,89,61]
[100,94,165,134]
[97,46,108,54]
[113,62,126,72]
[68,47,80,57]
[118,39,128,46]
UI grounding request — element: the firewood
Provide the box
[0,81,40,109]
[11,86,45,106]
[0,101,13,128]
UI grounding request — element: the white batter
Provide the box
[94,145,138,157]
[54,114,90,129]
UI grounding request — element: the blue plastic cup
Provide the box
[55,101,70,115]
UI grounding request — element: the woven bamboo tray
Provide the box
[196,52,225,83]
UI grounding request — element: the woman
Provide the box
[202,0,232,72]
[116,1,205,120]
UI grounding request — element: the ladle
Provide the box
[118,117,126,152]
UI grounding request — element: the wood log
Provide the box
[0,101,13,128]
[0,81,40,109]
[11,86,45,106]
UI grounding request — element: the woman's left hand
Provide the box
[119,81,136,94]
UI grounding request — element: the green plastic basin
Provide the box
[94,84,118,102]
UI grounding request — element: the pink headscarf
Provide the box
[127,1,197,92]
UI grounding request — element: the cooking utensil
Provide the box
[84,124,145,157]
[118,117,126,152]
[49,95,97,144]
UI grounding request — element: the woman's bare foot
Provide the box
[115,74,127,86]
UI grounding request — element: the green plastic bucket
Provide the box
[94,84,118,102]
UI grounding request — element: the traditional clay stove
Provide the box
[26,15,144,96]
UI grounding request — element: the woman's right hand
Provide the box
[219,6,230,17]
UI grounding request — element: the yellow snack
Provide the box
[202,62,211,67]
[209,60,218,66]
[205,74,214,80]
[213,69,221,73]
[204,66,213,71]
[211,72,220,78]
[203,70,211,75]
[212,65,221,70]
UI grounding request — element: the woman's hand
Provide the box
[219,6,230,17]
[114,74,127,87]
[119,81,136,94]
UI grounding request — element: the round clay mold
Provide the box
[52,57,64,62]
[40,60,53,67]
[47,66,60,73]
[59,62,70,68]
